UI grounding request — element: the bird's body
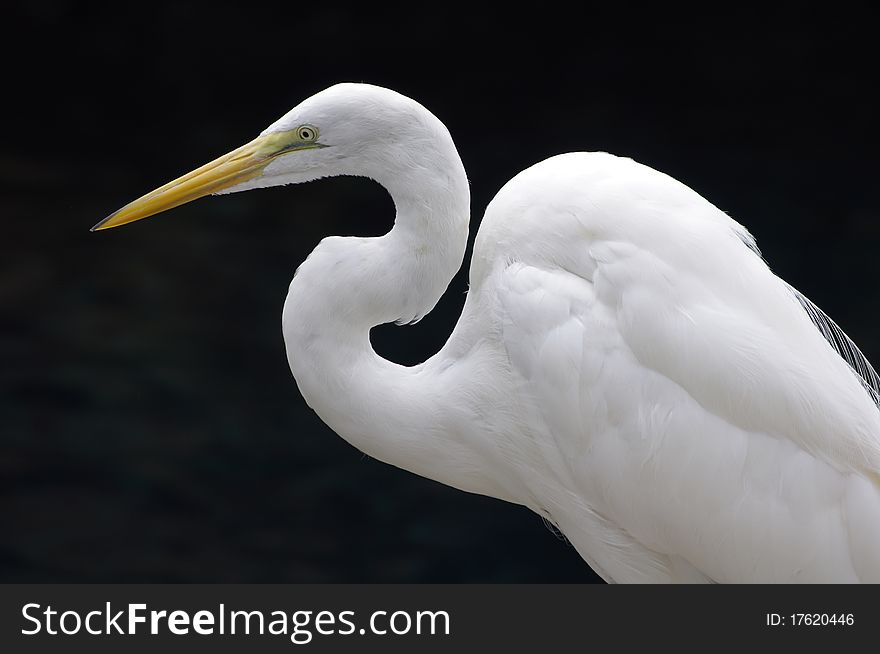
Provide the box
[98,83,880,582]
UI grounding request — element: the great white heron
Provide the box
[94,83,880,582]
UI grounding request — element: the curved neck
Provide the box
[282,139,488,493]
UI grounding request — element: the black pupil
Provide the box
[302,129,312,139]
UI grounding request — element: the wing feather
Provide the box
[473,151,880,581]
[787,283,880,408]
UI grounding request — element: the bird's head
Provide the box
[92,83,448,231]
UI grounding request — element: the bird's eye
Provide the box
[297,125,318,142]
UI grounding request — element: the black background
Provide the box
[2,3,878,582]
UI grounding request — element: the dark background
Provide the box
[2,3,877,582]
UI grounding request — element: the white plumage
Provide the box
[97,83,880,582]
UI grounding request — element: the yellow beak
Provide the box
[92,130,314,231]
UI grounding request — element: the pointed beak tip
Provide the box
[90,213,115,232]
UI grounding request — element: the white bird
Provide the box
[94,83,880,583]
